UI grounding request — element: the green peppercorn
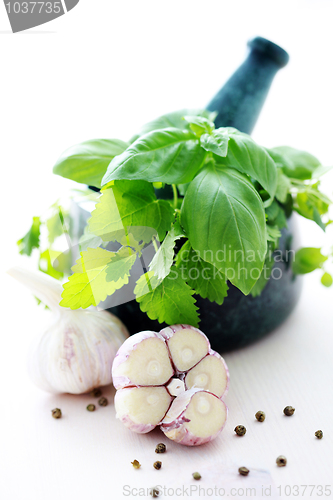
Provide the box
[234,425,246,436]
[51,408,62,419]
[131,460,141,469]
[90,388,102,398]
[98,397,108,407]
[86,404,96,412]
[255,411,265,422]
[315,430,323,439]
[150,487,160,498]
[155,443,166,454]
[276,455,287,467]
[192,472,201,480]
[238,467,250,476]
[153,461,162,470]
[283,406,295,416]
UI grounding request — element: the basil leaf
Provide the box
[275,169,291,203]
[131,109,215,142]
[184,115,215,137]
[292,247,327,274]
[312,165,333,178]
[53,139,128,188]
[216,128,277,198]
[200,128,229,157]
[88,180,174,243]
[134,270,199,326]
[268,146,321,180]
[102,128,206,186]
[181,163,267,295]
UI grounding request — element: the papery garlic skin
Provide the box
[8,267,129,394]
[29,308,128,394]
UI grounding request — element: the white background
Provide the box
[1,1,333,499]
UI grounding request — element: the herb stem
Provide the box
[172,184,178,209]
[125,234,133,256]
[152,237,159,254]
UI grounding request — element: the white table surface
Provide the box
[2,260,333,500]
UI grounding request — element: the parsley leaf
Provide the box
[60,247,136,309]
[17,217,41,256]
[176,241,229,305]
[149,221,185,280]
[134,270,199,326]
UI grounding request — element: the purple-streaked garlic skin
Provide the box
[117,414,157,434]
[7,267,129,395]
[161,423,226,447]
[160,388,228,446]
[184,349,230,399]
[28,308,128,394]
[111,330,174,389]
[159,324,211,374]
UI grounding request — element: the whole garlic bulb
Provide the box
[8,267,129,394]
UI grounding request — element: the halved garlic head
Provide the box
[112,324,229,446]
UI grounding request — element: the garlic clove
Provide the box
[114,386,173,434]
[160,388,228,446]
[160,324,210,373]
[184,350,229,398]
[112,331,174,389]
